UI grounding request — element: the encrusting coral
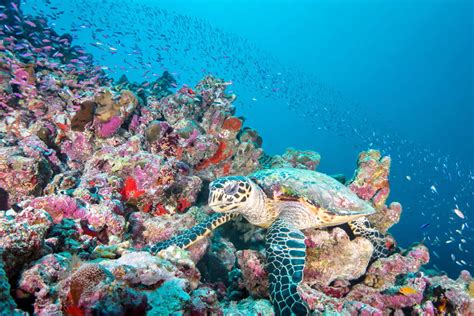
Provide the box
[0,2,472,315]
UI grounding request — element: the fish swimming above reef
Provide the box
[399,286,418,296]
[454,208,465,219]
[420,223,430,229]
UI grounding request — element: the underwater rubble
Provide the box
[0,1,473,315]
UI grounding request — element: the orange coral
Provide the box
[222,116,242,131]
[176,146,184,160]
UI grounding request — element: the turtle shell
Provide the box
[249,168,374,216]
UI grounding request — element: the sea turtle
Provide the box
[148,168,388,315]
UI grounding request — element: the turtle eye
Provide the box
[224,182,239,195]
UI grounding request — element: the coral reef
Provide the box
[349,149,391,209]
[261,147,321,171]
[0,2,471,315]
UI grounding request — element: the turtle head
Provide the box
[208,176,254,213]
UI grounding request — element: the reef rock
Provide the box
[261,147,321,171]
[349,149,391,209]
[362,244,430,290]
[0,146,53,205]
[304,227,373,287]
[236,249,269,298]
[221,297,274,316]
[0,208,53,276]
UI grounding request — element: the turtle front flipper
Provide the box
[148,212,238,255]
[266,218,309,316]
[348,217,389,261]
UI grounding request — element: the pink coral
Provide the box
[96,116,122,138]
[11,68,31,86]
[18,253,72,315]
[349,149,391,209]
[27,195,84,223]
[236,250,268,298]
[363,244,430,291]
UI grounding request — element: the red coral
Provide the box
[142,203,153,213]
[154,204,168,216]
[222,162,231,175]
[120,177,145,201]
[177,197,192,212]
[195,140,233,170]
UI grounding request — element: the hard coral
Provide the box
[0,208,53,276]
[71,101,95,132]
[263,147,321,171]
[222,116,243,132]
[236,250,269,298]
[349,149,391,209]
[0,146,53,204]
[304,227,373,287]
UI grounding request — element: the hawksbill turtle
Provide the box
[148,168,389,315]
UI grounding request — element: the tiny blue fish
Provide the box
[420,223,430,229]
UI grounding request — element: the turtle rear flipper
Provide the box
[266,218,309,316]
[349,217,389,261]
[148,212,238,254]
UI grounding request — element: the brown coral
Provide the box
[145,121,162,143]
[71,101,95,131]
[66,264,108,309]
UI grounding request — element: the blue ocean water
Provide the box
[23,0,472,277]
